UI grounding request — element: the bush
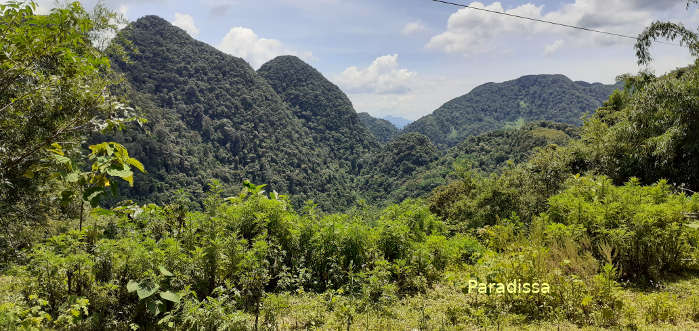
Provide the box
[547,175,699,281]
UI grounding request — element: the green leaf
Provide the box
[126,280,139,293]
[65,172,80,183]
[159,291,181,304]
[136,283,159,300]
[158,266,173,277]
[127,157,145,173]
[106,165,132,178]
[91,207,115,217]
[52,154,71,165]
[146,300,163,316]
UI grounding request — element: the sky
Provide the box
[29,0,699,120]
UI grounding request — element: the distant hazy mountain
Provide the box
[403,74,622,148]
[383,115,411,129]
[357,112,399,143]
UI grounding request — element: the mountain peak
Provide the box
[131,15,182,34]
[404,73,621,147]
[258,53,378,166]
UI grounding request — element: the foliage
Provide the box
[357,133,438,203]
[546,175,699,281]
[404,74,621,148]
[98,18,376,211]
[257,55,378,170]
[357,112,400,143]
[0,1,138,267]
[575,63,699,193]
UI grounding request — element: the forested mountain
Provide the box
[258,56,377,171]
[97,16,361,209]
[404,74,621,148]
[357,112,400,143]
[357,133,438,202]
[361,121,578,204]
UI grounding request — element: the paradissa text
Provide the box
[467,279,550,294]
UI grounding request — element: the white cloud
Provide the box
[427,0,686,55]
[335,54,417,94]
[118,4,129,16]
[217,27,313,69]
[402,21,427,36]
[427,2,544,55]
[544,40,564,55]
[172,13,200,38]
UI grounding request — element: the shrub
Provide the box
[547,175,699,281]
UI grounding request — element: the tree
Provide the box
[634,1,699,65]
[0,1,139,266]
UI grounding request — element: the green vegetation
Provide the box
[357,113,400,143]
[98,16,366,211]
[3,1,699,330]
[404,74,621,148]
[258,56,377,171]
[359,121,578,206]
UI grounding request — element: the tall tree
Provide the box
[0,1,136,265]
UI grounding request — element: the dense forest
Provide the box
[357,113,400,143]
[2,1,699,330]
[94,16,373,211]
[404,74,622,148]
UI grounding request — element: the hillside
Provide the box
[357,133,438,202]
[357,112,400,143]
[404,74,621,148]
[359,121,577,204]
[258,56,377,172]
[97,16,361,209]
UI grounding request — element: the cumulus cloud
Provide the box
[335,54,417,94]
[544,40,564,55]
[217,27,313,69]
[427,0,685,55]
[172,13,200,38]
[402,21,427,36]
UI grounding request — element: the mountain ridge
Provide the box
[99,15,363,209]
[404,74,622,148]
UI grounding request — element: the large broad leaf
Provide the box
[137,283,160,300]
[127,157,145,173]
[146,300,164,316]
[126,280,139,293]
[129,281,160,300]
[107,165,132,179]
[159,291,181,304]
[65,172,80,183]
[91,207,115,217]
[158,266,173,277]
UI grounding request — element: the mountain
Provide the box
[257,56,377,172]
[403,74,622,148]
[98,16,363,210]
[357,133,438,203]
[357,112,400,143]
[383,115,411,129]
[363,121,578,204]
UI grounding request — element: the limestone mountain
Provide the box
[257,56,377,173]
[403,74,621,148]
[98,16,359,209]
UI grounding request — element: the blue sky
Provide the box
[35,0,699,119]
